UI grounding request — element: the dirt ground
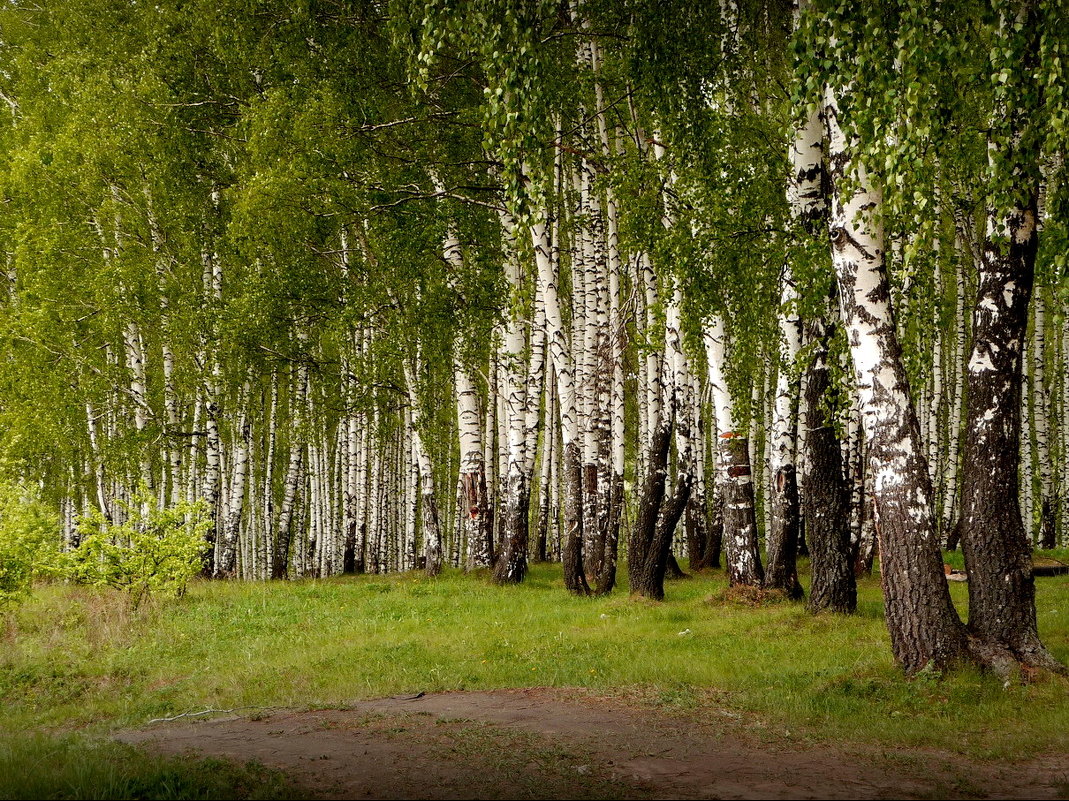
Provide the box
[115,688,1069,800]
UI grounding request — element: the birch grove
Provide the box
[0,0,1065,677]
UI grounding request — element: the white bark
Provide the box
[705,316,736,436]
[217,385,250,578]
[1033,289,1052,541]
[768,275,801,493]
[824,78,966,670]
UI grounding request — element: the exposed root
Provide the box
[966,635,1069,683]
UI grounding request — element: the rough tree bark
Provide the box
[803,312,856,614]
[958,0,1064,674]
[824,81,968,672]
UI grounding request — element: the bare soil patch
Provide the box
[115,688,1068,799]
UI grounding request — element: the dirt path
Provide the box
[115,688,1068,799]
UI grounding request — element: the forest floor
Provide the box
[115,686,1069,800]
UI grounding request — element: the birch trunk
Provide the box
[215,382,250,578]
[704,315,762,586]
[1033,290,1055,547]
[536,365,558,563]
[455,357,491,569]
[824,83,967,672]
[532,211,589,593]
[590,43,626,594]
[958,0,1063,673]
[763,271,803,598]
[943,228,970,545]
[493,210,532,584]
[803,312,856,613]
[273,359,307,579]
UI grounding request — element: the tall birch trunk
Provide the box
[764,271,803,598]
[532,211,589,593]
[215,382,250,578]
[493,210,532,584]
[824,82,967,672]
[1033,290,1055,547]
[273,358,307,579]
[958,0,1063,673]
[403,360,442,577]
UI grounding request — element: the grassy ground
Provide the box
[2,553,1067,798]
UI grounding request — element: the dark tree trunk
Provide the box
[628,421,692,599]
[685,487,712,571]
[272,523,292,580]
[562,441,590,594]
[582,464,603,581]
[1038,499,1056,550]
[764,463,802,598]
[343,523,357,574]
[493,469,529,584]
[666,552,689,579]
[803,314,856,614]
[594,473,622,594]
[535,515,548,562]
[944,517,961,552]
[960,187,1063,673]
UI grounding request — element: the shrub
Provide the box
[68,490,210,604]
[0,482,60,608]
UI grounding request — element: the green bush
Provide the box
[0,482,60,608]
[68,490,211,604]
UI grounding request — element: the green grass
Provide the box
[0,732,306,799]
[2,554,1068,797]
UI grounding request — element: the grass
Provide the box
[1,553,1067,797]
[0,732,305,799]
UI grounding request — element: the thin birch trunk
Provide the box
[532,209,588,593]
[216,381,250,578]
[493,208,533,584]
[1033,290,1055,547]
[404,360,443,577]
[764,271,803,598]
[273,359,307,579]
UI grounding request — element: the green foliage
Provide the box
[67,492,210,603]
[0,482,60,608]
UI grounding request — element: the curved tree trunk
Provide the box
[824,82,968,673]
[959,185,1060,671]
[958,0,1063,675]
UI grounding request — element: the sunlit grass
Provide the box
[2,554,1067,767]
